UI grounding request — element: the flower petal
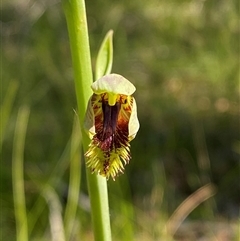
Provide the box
[91,74,136,96]
[84,93,138,179]
[84,74,139,180]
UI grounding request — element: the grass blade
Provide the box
[43,186,66,241]
[0,81,18,146]
[166,183,216,236]
[64,115,82,240]
[12,106,30,241]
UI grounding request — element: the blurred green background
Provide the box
[1,0,239,240]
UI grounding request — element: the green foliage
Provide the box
[95,30,114,80]
[1,0,239,240]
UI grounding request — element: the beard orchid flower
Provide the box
[84,73,139,180]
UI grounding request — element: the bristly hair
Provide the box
[85,93,133,180]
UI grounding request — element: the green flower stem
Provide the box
[62,1,112,240]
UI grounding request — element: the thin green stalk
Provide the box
[62,1,112,240]
[12,106,30,241]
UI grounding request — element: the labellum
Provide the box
[84,74,139,180]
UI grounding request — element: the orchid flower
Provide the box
[84,73,139,180]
